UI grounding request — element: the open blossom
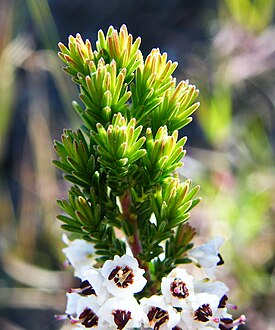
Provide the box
[101,255,147,297]
[65,270,108,314]
[81,268,109,304]
[161,268,195,308]
[140,295,180,330]
[62,234,96,277]
[98,296,146,329]
[188,237,224,279]
[64,294,104,328]
[180,293,220,329]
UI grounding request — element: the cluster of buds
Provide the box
[56,236,245,329]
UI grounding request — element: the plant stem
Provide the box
[119,189,157,295]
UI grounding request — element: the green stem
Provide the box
[119,189,157,295]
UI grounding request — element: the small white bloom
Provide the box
[140,295,180,329]
[66,294,104,328]
[77,296,100,317]
[81,268,109,305]
[188,237,224,279]
[101,255,147,297]
[161,268,194,308]
[98,296,145,329]
[62,234,96,277]
[181,293,220,329]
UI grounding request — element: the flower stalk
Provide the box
[119,190,156,294]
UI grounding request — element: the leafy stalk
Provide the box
[54,24,200,280]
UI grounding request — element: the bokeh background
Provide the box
[0,0,274,329]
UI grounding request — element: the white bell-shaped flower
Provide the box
[161,267,195,308]
[180,292,220,329]
[101,254,147,297]
[140,295,180,329]
[62,234,96,277]
[188,237,224,279]
[65,294,105,328]
[80,267,109,305]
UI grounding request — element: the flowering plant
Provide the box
[54,25,245,330]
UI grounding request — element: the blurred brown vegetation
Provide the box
[0,0,274,329]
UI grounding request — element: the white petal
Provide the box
[120,254,140,270]
[195,280,229,299]
[65,292,80,316]
[76,296,100,316]
[101,259,116,278]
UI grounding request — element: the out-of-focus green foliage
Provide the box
[193,0,275,316]
[0,2,32,162]
[0,2,76,325]
[221,0,275,34]
[26,0,59,49]
[198,84,232,147]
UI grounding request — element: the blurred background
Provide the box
[0,0,274,329]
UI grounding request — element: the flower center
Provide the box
[112,309,132,329]
[108,265,134,288]
[67,280,96,296]
[170,278,189,299]
[147,306,169,330]
[219,315,246,330]
[79,308,99,328]
[193,303,213,322]
[80,280,97,296]
[217,253,224,265]
[218,295,228,309]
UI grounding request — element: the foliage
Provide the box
[221,0,275,34]
[55,25,200,290]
